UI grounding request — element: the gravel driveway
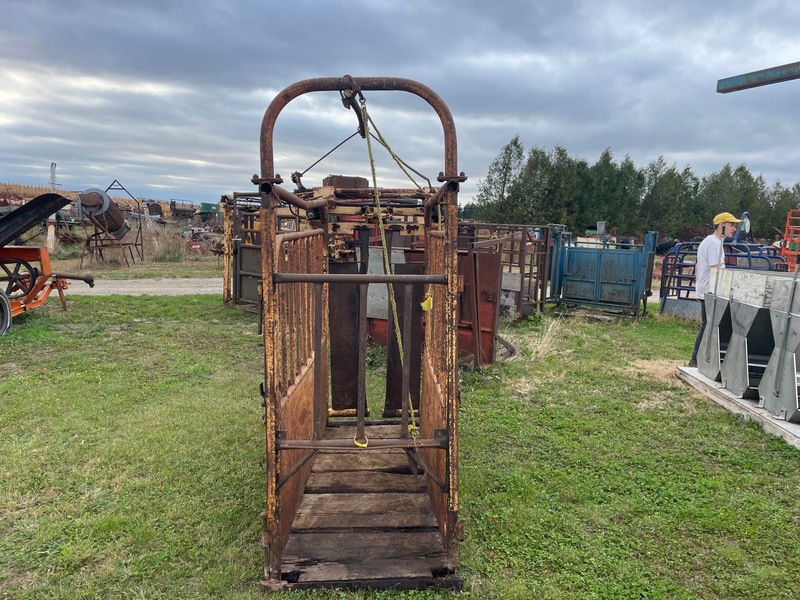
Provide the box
[65,278,223,296]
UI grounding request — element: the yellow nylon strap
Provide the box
[360,97,418,436]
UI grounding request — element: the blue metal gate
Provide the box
[550,229,657,317]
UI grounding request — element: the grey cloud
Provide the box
[2,0,800,205]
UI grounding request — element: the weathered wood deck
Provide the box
[276,424,462,590]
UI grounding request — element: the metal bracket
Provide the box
[252,174,284,186]
[436,172,467,184]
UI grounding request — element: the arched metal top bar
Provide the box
[257,76,458,183]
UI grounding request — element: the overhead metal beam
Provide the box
[717,60,800,93]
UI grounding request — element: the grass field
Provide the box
[1,297,799,599]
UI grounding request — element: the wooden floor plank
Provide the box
[282,557,449,585]
[293,493,438,529]
[275,422,459,590]
[324,424,405,439]
[312,451,411,472]
[304,471,427,494]
[283,530,445,562]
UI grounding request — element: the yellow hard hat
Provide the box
[713,212,742,225]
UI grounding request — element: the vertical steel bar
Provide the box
[294,241,302,374]
[305,238,312,365]
[386,229,394,273]
[288,241,296,379]
[313,282,323,438]
[401,283,413,436]
[259,193,280,582]
[279,244,288,394]
[358,228,370,274]
[356,282,369,443]
[517,227,527,315]
[469,245,482,368]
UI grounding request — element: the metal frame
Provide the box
[79,181,144,268]
[659,240,787,318]
[549,229,657,317]
[458,222,551,317]
[256,77,462,590]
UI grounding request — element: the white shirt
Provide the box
[695,233,724,300]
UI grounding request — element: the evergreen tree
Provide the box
[465,135,524,222]
[465,138,799,241]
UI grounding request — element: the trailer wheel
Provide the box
[0,289,11,336]
[0,258,36,300]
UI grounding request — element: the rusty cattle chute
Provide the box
[255,77,463,590]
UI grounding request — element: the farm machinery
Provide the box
[0,193,94,335]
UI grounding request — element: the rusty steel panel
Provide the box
[328,262,360,411]
[262,225,329,581]
[458,222,551,316]
[422,216,460,565]
[460,251,502,365]
[384,262,423,416]
[275,362,316,562]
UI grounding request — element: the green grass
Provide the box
[2,300,799,599]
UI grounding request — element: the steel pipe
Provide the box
[273,273,447,285]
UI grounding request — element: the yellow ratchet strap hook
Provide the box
[421,288,433,311]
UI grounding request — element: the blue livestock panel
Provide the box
[551,230,657,317]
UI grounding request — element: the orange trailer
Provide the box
[0,194,94,335]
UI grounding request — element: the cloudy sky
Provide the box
[2,1,800,205]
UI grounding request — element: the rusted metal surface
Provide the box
[222,192,309,306]
[262,224,328,579]
[78,181,145,268]
[273,272,448,285]
[221,201,233,304]
[328,262,360,411]
[77,189,129,240]
[257,76,462,590]
[384,264,423,416]
[462,249,502,365]
[458,222,551,316]
[404,245,503,367]
[254,76,462,185]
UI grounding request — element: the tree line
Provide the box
[460,136,800,240]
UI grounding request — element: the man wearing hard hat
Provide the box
[688,212,742,368]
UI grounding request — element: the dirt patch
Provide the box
[626,359,709,413]
[629,359,682,386]
[510,376,544,401]
[0,362,22,377]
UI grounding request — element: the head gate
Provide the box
[256,76,464,591]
